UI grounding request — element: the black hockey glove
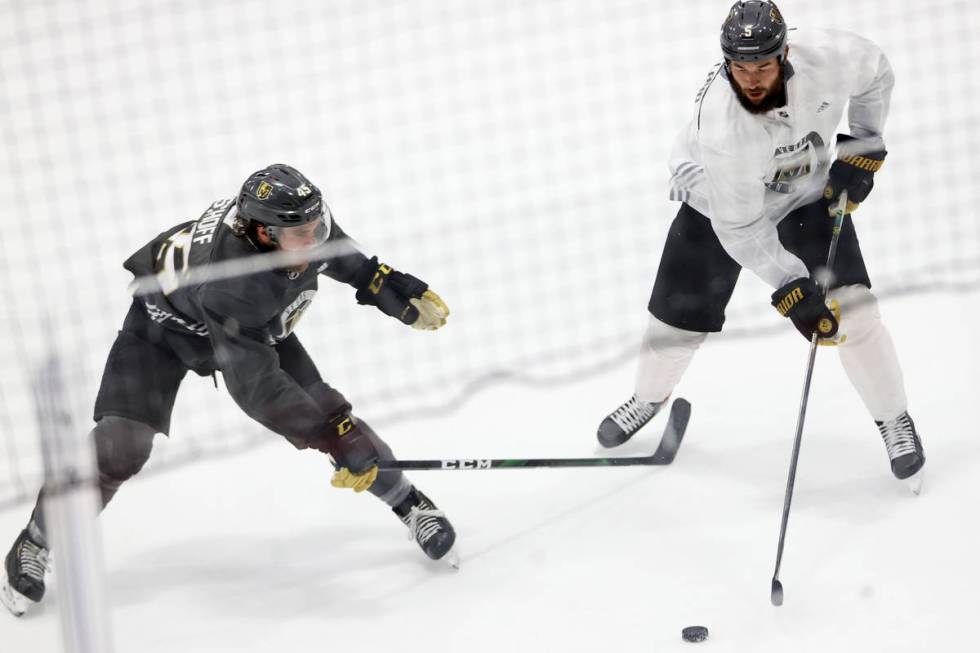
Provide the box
[318,414,380,493]
[313,411,378,472]
[771,278,839,341]
[353,256,449,330]
[823,134,886,215]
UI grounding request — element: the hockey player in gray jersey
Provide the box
[2,164,456,617]
[597,1,924,489]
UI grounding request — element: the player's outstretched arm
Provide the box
[314,220,371,282]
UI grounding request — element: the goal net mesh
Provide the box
[2,0,978,509]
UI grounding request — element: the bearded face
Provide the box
[726,52,787,114]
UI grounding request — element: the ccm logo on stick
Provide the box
[441,459,491,469]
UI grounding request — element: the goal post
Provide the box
[34,352,114,653]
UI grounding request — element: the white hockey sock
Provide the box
[830,285,908,422]
[634,316,706,404]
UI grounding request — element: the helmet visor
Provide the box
[270,213,330,252]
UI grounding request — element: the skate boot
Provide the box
[597,395,666,448]
[876,411,925,494]
[1,526,50,617]
[393,487,457,567]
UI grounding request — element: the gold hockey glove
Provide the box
[320,412,379,493]
[409,290,449,330]
[815,298,846,347]
[330,466,379,493]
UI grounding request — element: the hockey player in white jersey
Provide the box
[597,1,925,489]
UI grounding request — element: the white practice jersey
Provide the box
[668,28,894,289]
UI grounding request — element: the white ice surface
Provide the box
[2,289,976,652]
[2,1,979,649]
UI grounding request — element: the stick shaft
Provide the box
[378,454,668,471]
[771,191,848,595]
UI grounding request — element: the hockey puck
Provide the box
[682,626,709,643]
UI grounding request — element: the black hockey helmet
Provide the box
[237,163,325,228]
[720,1,787,62]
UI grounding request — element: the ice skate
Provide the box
[394,488,458,568]
[1,571,30,617]
[876,411,925,495]
[1,528,50,617]
[597,395,666,448]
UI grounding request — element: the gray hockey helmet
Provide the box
[237,164,325,228]
[720,1,787,62]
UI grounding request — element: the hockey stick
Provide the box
[770,191,849,606]
[376,398,691,471]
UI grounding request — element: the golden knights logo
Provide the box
[766,131,825,194]
[269,289,317,343]
[256,181,273,200]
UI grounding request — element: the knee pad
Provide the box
[324,415,385,473]
[826,285,881,346]
[351,418,392,461]
[304,382,394,471]
[93,416,155,482]
[327,412,384,455]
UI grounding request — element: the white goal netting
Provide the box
[2,0,978,509]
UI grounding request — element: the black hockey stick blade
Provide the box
[650,397,691,465]
[376,397,691,471]
[770,578,784,606]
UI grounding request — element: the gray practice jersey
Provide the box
[122,199,369,447]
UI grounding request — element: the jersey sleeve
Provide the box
[316,218,370,285]
[198,281,329,448]
[841,32,894,146]
[699,123,811,289]
[122,221,195,279]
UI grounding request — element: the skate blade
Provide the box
[0,575,29,617]
[444,549,460,570]
[905,469,924,496]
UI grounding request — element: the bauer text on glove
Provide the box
[823,134,886,215]
[771,278,839,341]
